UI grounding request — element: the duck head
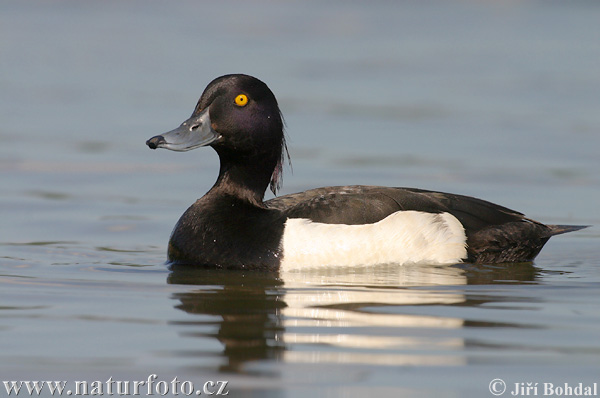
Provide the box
[147,74,288,196]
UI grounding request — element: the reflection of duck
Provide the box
[148,74,585,269]
[168,263,539,369]
[168,268,285,373]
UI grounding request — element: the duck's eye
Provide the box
[234,94,248,107]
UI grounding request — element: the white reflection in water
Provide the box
[279,264,467,366]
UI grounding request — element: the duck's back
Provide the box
[266,185,523,226]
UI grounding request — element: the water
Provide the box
[1,1,600,397]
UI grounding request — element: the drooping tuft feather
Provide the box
[269,113,292,195]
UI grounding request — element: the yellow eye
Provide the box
[234,94,248,107]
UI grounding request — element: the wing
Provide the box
[266,185,526,233]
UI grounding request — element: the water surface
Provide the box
[1,1,599,397]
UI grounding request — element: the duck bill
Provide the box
[146,108,218,152]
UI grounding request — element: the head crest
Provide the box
[269,118,291,195]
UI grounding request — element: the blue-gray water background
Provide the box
[1,2,599,397]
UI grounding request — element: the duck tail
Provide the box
[546,224,589,237]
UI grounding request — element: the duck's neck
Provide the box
[209,154,276,206]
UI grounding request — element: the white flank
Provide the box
[279,211,467,271]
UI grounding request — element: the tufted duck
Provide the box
[147,74,585,270]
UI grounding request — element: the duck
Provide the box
[146,74,585,270]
